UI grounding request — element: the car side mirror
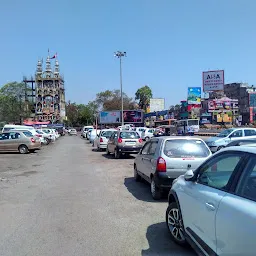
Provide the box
[184,170,194,181]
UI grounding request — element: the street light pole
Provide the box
[114,51,126,126]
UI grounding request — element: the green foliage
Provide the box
[0,81,33,123]
[96,89,136,111]
[65,101,98,126]
[135,85,152,111]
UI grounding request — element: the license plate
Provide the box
[125,142,136,146]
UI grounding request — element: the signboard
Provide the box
[187,87,201,105]
[149,98,165,112]
[207,98,237,112]
[60,108,66,117]
[202,70,224,92]
[249,93,256,107]
[123,110,143,123]
[99,111,121,124]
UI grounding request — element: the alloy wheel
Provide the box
[167,208,185,242]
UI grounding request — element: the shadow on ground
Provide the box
[141,222,195,256]
[124,177,167,202]
[102,153,136,160]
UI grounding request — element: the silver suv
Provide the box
[134,136,211,199]
[106,131,143,158]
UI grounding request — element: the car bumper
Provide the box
[99,143,107,149]
[29,142,41,150]
[117,146,142,154]
[154,173,173,190]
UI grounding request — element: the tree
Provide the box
[65,101,98,127]
[0,82,33,123]
[95,89,136,111]
[135,85,153,111]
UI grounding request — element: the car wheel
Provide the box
[45,138,50,145]
[114,149,120,159]
[18,145,29,154]
[134,165,141,182]
[151,178,162,200]
[166,202,187,245]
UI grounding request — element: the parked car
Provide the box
[0,130,41,153]
[141,128,155,141]
[89,129,100,143]
[205,127,256,152]
[166,146,256,256]
[225,138,256,148]
[69,129,77,136]
[94,129,116,151]
[42,129,57,141]
[134,136,211,199]
[106,131,143,158]
[81,126,94,138]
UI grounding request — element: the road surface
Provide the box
[0,136,195,256]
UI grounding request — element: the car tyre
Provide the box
[114,148,120,159]
[134,165,141,182]
[166,202,187,246]
[151,178,162,200]
[18,145,29,154]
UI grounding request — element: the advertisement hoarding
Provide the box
[249,92,256,107]
[99,111,121,124]
[187,87,201,105]
[207,98,237,112]
[149,98,165,112]
[202,70,224,92]
[123,110,143,123]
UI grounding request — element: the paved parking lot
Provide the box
[0,136,195,256]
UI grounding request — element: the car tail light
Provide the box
[118,138,122,143]
[156,157,166,172]
[100,137,103,142]
[30,138,36,143]
[138,138,143,143]
[36,134,42,137]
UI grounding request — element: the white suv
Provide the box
[166,146,256,256]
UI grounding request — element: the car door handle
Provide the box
[205,202,215,211]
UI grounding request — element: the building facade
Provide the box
[34,55,65,122]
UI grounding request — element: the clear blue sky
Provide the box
[1,0,256,108]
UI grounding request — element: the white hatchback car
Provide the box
[94,129,116,151]
[166,146,256,256]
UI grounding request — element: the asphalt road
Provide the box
[0,136,195,256]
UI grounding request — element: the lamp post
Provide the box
[114,51,126,126]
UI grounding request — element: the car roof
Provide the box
[2,129,31,132]
[151,136,204,142]
[220,146,256,154]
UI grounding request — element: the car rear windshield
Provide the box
[101,130,114,138]
[23,131,33,137]
[120,132,140,139]
[163,139,210,158]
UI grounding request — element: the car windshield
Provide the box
[120,132,140,139]
[101,130,114,138]
[36,130,43,134]
[163,139,210,158]
[217,129,234,137]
